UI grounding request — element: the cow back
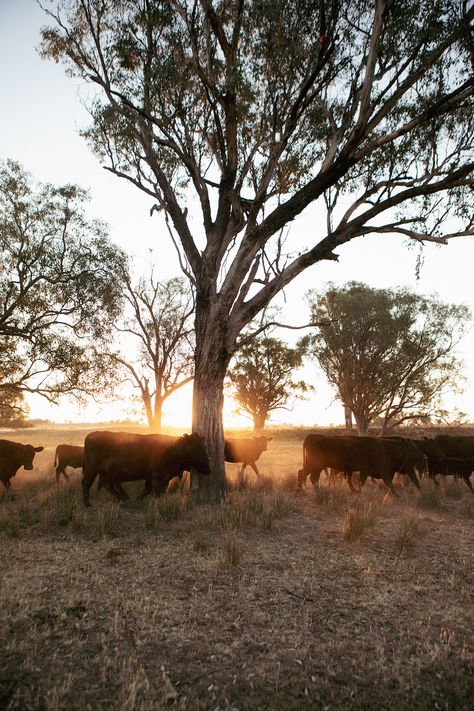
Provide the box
[434,435,474,459]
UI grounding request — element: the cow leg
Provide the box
[152,479,168,497]
[178,471,188,491]
[99,478,127,502]
[1,478,11,491]
[82,470,98,507]
[344,469,356,492]
[113,482,129,501]
[249,461,262,479]
[405,471,420,490]
[463,475,474,494]
[383,476,398,497]
[296,469,308,490]
[140,478,153,498]
[309,468,322,488]
[56,466,69,483]
[358,473,368,490]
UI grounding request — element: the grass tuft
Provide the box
[313,479,349,510]
[416,480,443,510]
[442,478,464,500]
[0,508,20,538]
[95,501,120,537]
[40,485,76,530]
[393,516,420,564]
[342,499,377,542]
[220,531,242,568]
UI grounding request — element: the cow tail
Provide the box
[54,447,58,467]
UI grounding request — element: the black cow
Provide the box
[434,435,474,459]
[0,439,44,490]
[54,444,84,483]
[82,431,210,507]
[224,436,273,478]
[430,456,474,494]
[297,435,426,495]
[386,436,444,482]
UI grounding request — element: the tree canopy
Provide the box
[0,160,126,413]
[41,0,474,497]
[303,282,471,433]
[227,333,308,431]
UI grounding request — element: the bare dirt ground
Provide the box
[1,426,473,710]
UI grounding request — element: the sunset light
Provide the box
[1,1,473,708]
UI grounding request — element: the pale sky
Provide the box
[1,0,474,429]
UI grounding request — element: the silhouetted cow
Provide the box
[224,436,273,478]
[431,456,474,494]
[54,444,84,482]
[82,431,210,506]
[384,436,444,484]
[434,435,474,459]
[297,435,425,495]
[0,439,44,490]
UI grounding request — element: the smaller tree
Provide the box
[0,160,126,412]
[109,273,194,432]
[227,334,309,432]
[303,282,470,434]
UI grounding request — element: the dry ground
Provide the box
[1,426,473,710]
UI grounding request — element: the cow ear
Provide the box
[35,446,44,452]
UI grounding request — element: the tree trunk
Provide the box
[143,388,155,432]
[191,306,231,503]
[253,412,266,433]
[344,404,353,430]
[151,397,163,433]
[353,411,369,435]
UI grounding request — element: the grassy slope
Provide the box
[0,426,473,710]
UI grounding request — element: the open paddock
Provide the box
[1,426,473,710]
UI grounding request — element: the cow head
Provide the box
[23,445,44,470]
[180,433,211,475]
[253,436,273,453]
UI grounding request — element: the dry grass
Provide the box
[0,425,473,710]
[393,516,421,565]
[342,498,378,541]
[441,477,465,500]
[416,479,443,510]
[312,477,350,509]
[220,531,242,568]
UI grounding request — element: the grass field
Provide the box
[1,425,473,710]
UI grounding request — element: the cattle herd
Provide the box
[0,432,273,506]
[0,430,473,506]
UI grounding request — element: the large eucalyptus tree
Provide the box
[41,0,474,499]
